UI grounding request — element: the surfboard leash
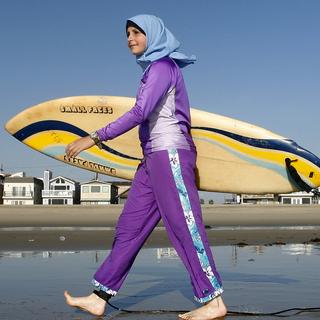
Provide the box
[106,300,320,317]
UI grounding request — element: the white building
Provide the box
[42,170,80,205]
[3,174,43,205]
[279,190,317,205]
[237,194,278,204]
[80,180,118,205]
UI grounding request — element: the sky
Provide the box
[1,0,319,202]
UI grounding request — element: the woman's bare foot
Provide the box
[179,295,227,320]
[64,290,106,316]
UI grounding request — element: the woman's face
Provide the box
[127,26,147,56]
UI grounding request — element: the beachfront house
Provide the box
[80,180,118,205]
[3,172,43,205]
[237,193,278,204]
[278,190,318,205]
[42,170,80,205]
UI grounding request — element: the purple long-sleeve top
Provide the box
[97,57,196,155]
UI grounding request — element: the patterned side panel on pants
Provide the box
[168,148,223,302]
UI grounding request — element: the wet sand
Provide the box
[1,204,320,249]
[1,245,320,320]
[1,205,320,319]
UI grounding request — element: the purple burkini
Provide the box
[97,57,196,155]
[93,15,223,303]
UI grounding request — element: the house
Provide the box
[3,172,43,205]
[278,191,316,205]
[237,194,278,204]
[80,180,118,205]
[42,170,80,205]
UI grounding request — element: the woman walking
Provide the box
[64,14,227,320]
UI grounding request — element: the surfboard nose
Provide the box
[5,116,16,135]
[5,110,28,136]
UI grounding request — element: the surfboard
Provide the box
[5,96,320,194]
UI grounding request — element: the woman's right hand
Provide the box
[65,136,95,159]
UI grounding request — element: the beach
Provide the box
[1,204,319,250]
[1,204,320,319]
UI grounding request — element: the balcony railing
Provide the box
[3,191,33,198]
[42,190,74,197]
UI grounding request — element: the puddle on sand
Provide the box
[0,244,320,319]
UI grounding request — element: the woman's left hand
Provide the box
[65,136,95,159]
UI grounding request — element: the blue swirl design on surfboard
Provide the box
[192,126,320,169]
[13,120,141,161]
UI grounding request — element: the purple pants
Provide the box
[93,148,223,303]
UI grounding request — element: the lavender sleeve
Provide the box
[96,61,173,141]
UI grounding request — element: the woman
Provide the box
[64,14,227,320]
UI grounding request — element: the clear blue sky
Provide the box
[1,0,319,202]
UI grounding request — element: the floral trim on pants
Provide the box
[168,148,223,302]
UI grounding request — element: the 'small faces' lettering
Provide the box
[60,105,113,114]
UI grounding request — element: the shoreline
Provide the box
[1,205,320,249]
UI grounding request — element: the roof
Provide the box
[50,175,77,184]
[4,177,43,184]
[108,181,132,186]
[80,180,114,185]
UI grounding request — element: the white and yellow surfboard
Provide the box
[5,96,320,194]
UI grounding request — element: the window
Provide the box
[13,200,23,205]
[292,198,300,205]
[51,199,65,205]
[282,198,291,204]
[102,186,109,193]
[91,186,101,193]
[302,198,311,205]
[54,185,66,190]
[82,186,89,193]
[12,186,26,196]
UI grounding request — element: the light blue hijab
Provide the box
[127,14,196,71]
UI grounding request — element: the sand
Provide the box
[1,204,320,227]
[0,204,320,249]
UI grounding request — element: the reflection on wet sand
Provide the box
[1,234,320,319]
[1,242,319,262]
[1,225,320,252]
